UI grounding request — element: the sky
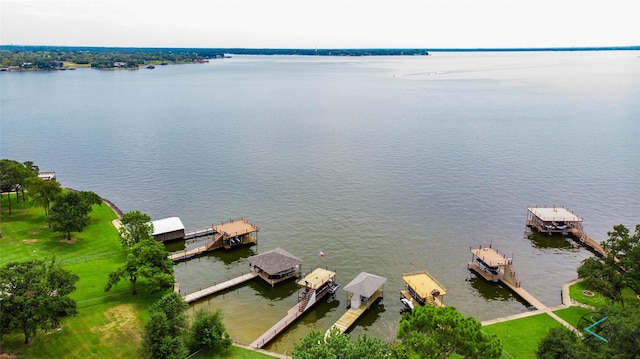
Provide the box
[1,0,639,48]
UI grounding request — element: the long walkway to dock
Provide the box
[183,227,215,240]
[570,228,607,256]
[169,245,208,261]
[328,288,383,335]
[183,272,259,303]
[250,301,307,349]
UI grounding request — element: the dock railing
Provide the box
[180,271,253,296]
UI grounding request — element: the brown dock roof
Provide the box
[249,248,302,275]
[213,219,257,237]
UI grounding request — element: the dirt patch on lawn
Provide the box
[93,304,141,344]
[27,230,40,235]
[59,238,78,244]
[22,239,38,243]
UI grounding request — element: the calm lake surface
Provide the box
[2,51,639,353]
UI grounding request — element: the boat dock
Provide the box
[401,270,447,308]
[526,206,606,256]
[250,268,338,349]
[168,218,258,261]
[328,272,387,335]
[468,245,547,310]
[183,272,259,303]
[330,288,383,334]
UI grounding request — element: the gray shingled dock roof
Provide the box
[249,248,302,275]
[343,272,387,298]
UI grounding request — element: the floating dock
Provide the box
[248,248,302,287]
[526,206,606,256]
[182,272,259,303]
[400,270,447,309]
[327,272,386,335]
[250,268,338,349]
[468,245,546,310]
[168,218,258,261]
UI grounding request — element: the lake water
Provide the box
[2,51,639,353]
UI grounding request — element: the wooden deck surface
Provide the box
[250,289,330,349]
[183,272,258,303]
[168,245,207,261]
[468,262,546,310]
[213,220,257,237]
[329,288,383,334]
[570,228,607,256]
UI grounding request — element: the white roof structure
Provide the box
[343,272,387,298]
[528,207,581,222]
[151,217,185,235]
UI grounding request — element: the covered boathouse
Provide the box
[151,217,186,242]
[249,248,302,286]
[527,206,582,236]
[401,270,447,309]
[206,218,259,250]
[343,272,386,309]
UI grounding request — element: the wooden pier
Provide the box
[168,218,258,262]
[328,272,387,335]
[469,245,547,310]
[401,270,447,308]
[526,206,606,256]
[183,272,259,303]
[329,288,383,334]
[183,227,215,240]
[250,268,337,349]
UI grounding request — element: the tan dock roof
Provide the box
[213,219,257,236]
[402,270,447,298]
[470,247,508,266]
[249,248,302,275]
[528,207,581,222]
[298,268,336,289]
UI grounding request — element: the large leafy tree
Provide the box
[119,210,154,248]
[0,258,79,344]
[537,301,640,358]
[105,238,173,295]
[577,224,640,306]
[397,305,502,359]
[24,176,62,216]
[48,191,93,240]
[189,309,232,353]
[140,292,189,359]
[293,327,396,359]
[0,159,34,215]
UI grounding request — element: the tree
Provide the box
[189,309,232,353]
[577,223,640,306]
[48,191,92,240]
[292,328,395,359]
[24,176,62,216]
[0,258,79,344]
[536,327,582,359]
[0,159,27,215]
[397,305,502,359]
[105,238,173,295]
[119,210,154,248]
[140,292,189,359]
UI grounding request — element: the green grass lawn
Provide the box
[0,193,277,359]
[483,313,563,359]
